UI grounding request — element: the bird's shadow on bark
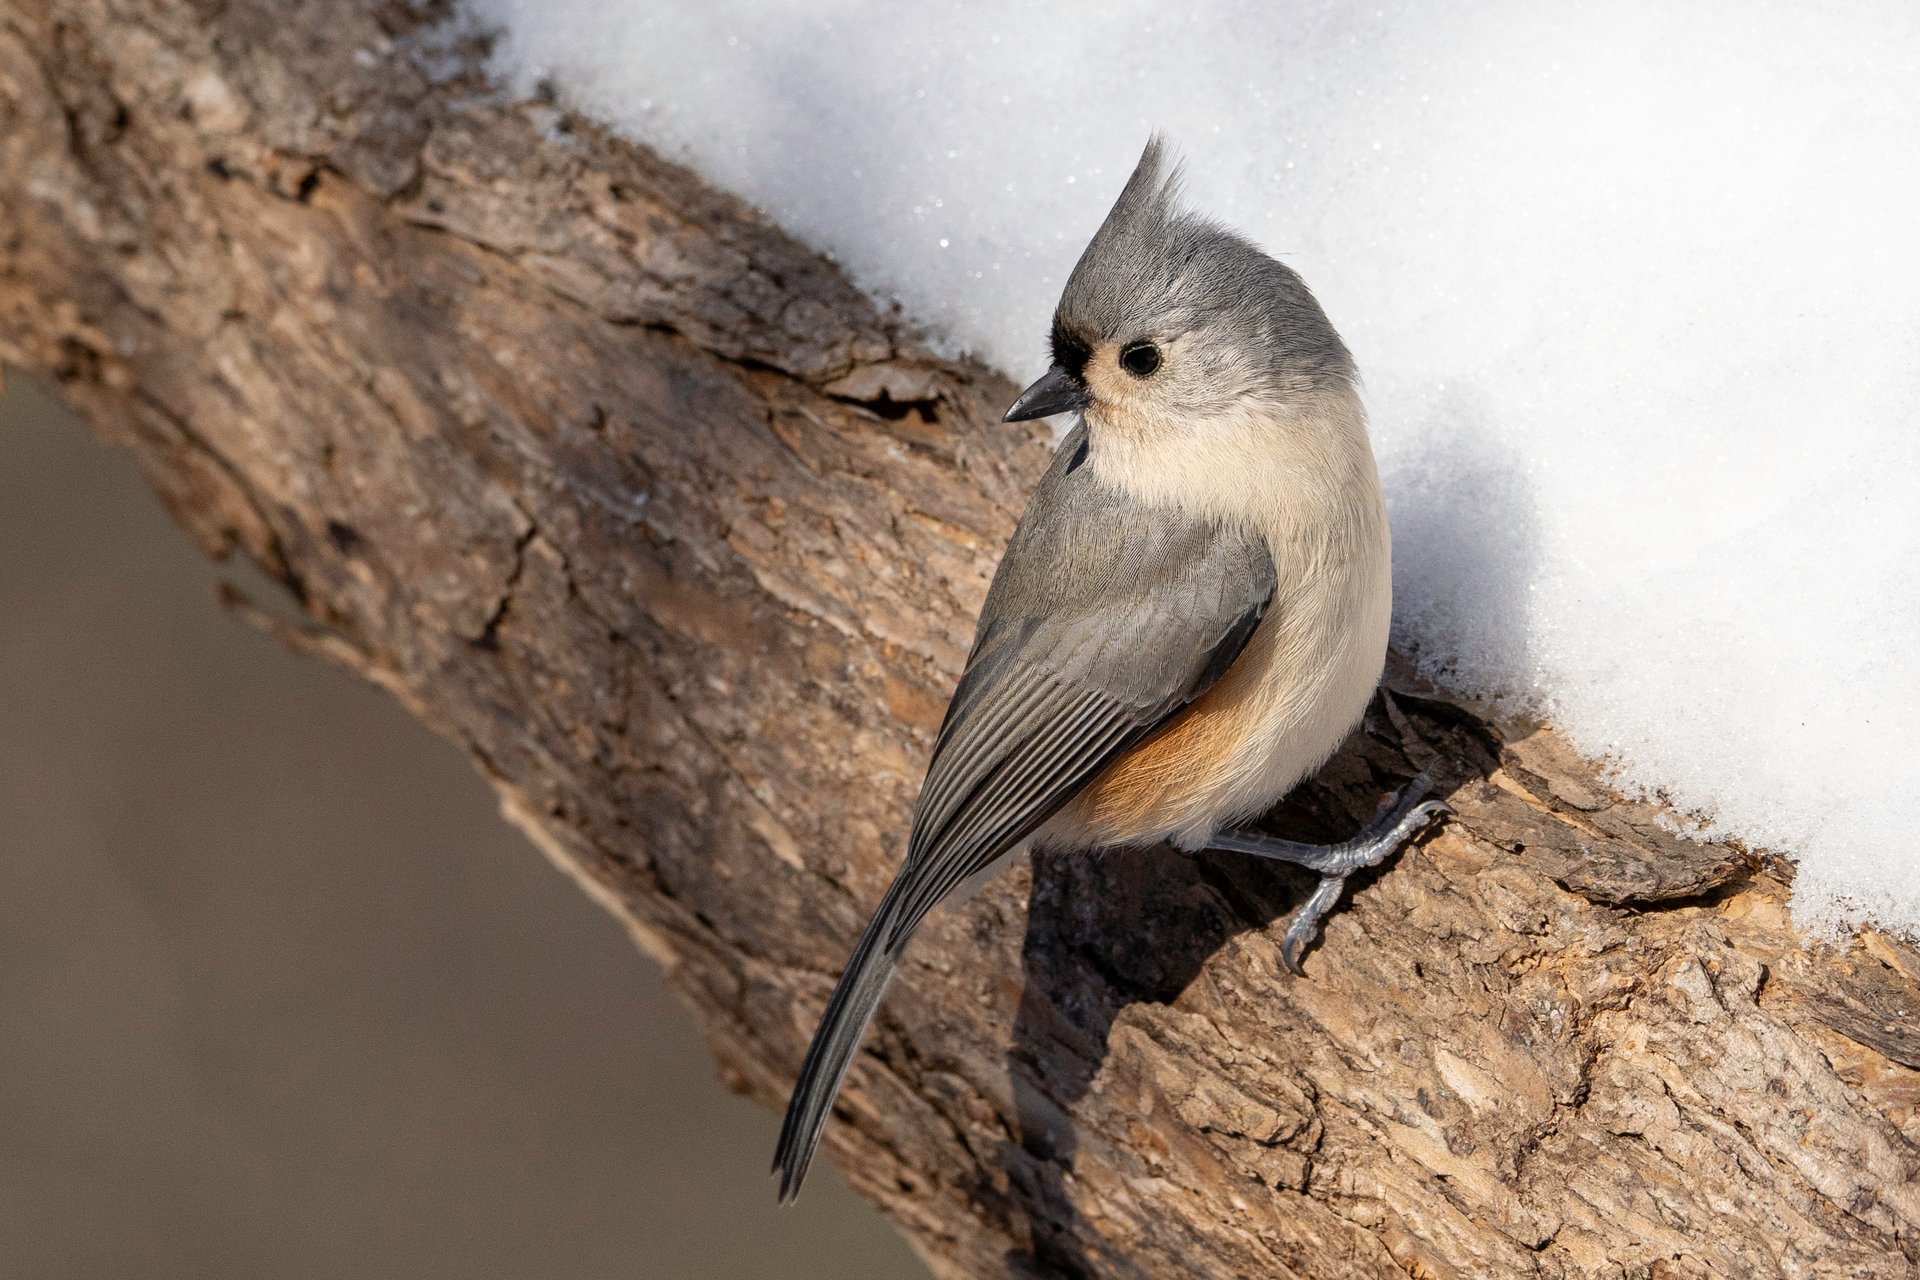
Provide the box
[993,689,1491,1280]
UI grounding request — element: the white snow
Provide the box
[468,0,1920,938]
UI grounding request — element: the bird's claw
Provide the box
[1276,794,1451,977]
[1278,873,1347,976]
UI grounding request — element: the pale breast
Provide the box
[1052,575,1382,844]
[1037,380,1394,853]
[1044,504,1391,852]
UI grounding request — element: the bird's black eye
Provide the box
[1119,341,1161,377]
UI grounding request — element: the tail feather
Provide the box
[772,877,912,1203]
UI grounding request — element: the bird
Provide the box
[772,136,1448,1202]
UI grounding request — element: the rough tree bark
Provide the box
[3,3,1917,1276]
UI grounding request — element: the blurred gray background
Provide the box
[0,371,923,1279]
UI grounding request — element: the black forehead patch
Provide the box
[1049,321,1093,377]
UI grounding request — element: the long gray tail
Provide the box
[772,876,913,1203]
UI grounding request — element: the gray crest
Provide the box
[1054,137,1354,389]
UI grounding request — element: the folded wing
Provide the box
[773,422,1275,1199]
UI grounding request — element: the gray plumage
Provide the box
[773,421,1274,1200]
[773,136,1431,1203]
[1052,137,1354,407]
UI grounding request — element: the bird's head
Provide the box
[1004,137,1354,434]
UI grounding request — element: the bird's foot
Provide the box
[1206,773,1450,975]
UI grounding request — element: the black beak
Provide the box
[1003,364,1091,422]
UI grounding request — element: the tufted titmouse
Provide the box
[773,138,1447,1201]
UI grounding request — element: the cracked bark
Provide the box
[4,3,1918,1276]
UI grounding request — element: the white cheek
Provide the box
[1089,338,1258,426]
[1085,382,1382,533]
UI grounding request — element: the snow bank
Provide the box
[469,0,1920,937]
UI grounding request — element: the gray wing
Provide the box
[885,422,1276,939]
[772,421,1276,1200]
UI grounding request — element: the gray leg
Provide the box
[1206,775,1449,976]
